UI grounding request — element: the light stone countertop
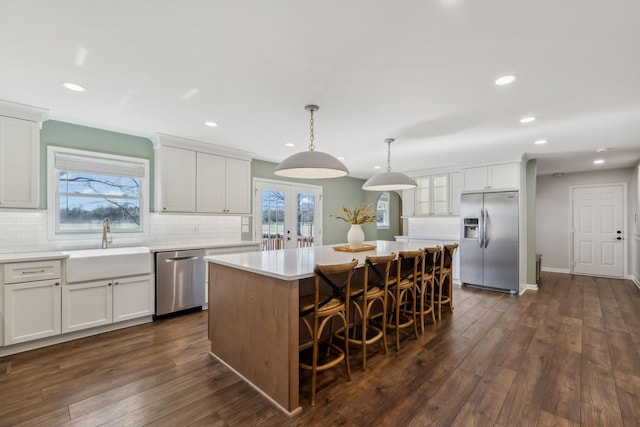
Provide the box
[0,241,261,263]
[0,251,69,263]
[148,241,261,253]
[204,240,428,281]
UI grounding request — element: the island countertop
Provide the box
[204,240,426,281]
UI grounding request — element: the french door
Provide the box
[572,184,625,277]
[254,179,322,250]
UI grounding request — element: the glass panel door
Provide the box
[255,180,322,250]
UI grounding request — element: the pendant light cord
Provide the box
[386,138,393,172]
[309,108,316,152]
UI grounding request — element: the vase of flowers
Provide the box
[331,203,376,248]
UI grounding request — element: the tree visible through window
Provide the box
[50,148,148,233]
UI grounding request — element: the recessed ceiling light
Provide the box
[520,116,536,124]
[495,74,517,86]
[593,159,605,165]
[373,165,381,169]
[63,82,86,92]
[337,156,345,160]
[204,121,218,127]
[285,142,295,147]
[534,139,547,145]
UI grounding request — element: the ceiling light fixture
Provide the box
[274,105,349,179]
[593,159,605,165]
[362,138,418,191]
[63,82,86,92]
[285,142,295,147]
[495,74,517,86]
[534,139,547,145]
[204,121,218,127]
[520,116,536,124]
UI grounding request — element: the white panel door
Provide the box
[573,185,624,277]
[196,152,225,212]
[62,281,113,332]
[161,146,196,212]
[0,116,39,208]
[224,157,251,213]
[113,275,154,322]
[4,279,61,345]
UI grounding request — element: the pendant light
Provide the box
[274,105,349,178]
[362,138,417,191]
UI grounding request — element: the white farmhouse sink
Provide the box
[64,247,152,283]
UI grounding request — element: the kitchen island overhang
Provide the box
[204,240,425,414]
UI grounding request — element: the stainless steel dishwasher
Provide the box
[155,249,205,317]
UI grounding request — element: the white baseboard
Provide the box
[522,283,539,293]
[628,274,640,289]
[541,267,570,274]
[0,316,153,357]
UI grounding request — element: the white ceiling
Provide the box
[1,0,639,179]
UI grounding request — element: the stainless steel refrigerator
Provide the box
[460,191,519,293]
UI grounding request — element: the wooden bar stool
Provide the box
[434,243,458,321]
[416,246,439,332]
[388,250,421,351]
[299,259,357,405]
[341,253,395,370]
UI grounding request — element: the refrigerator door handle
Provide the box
[479,208,485,247]
[484,208,489,248]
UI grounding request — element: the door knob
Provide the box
[616,237,623,240]
[617,230,622,234]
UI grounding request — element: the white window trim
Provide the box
[47,146,149,241]
[377,192,390,229]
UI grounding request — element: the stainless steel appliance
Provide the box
[155,249,205,316]
[460,191,519,293]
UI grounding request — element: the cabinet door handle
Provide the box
[108,282,112,286]
[54,282,60,286]
[114,282,119,285]
[22,269,46,275]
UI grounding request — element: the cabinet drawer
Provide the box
[3,260,61,284]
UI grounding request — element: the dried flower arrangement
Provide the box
[330,202,377,224]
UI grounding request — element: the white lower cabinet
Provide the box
[4,279,61,345]
[62,275,153,333]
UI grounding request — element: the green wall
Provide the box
[251,159,385,245]
[39,121,154,209]
[37,121,401,245]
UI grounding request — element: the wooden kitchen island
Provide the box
[204,240,424,414]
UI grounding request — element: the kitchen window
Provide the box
[376,192,390,228]
[47,147,149,235]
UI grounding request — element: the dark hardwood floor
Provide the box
[1,272,639,426]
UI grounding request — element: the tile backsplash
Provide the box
[0,211,242,253]
[406,216,461,240]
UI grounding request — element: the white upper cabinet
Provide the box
[223,157,251,213]
[406,171,461,216]
[463,163,520,192]
[0,100,48,209]
[196,154,251,213]
[160,146,197,212]
[153,134,252,214]
[196,152,225,212]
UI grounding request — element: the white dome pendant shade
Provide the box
[362,138,417,191]
[274,105,349,179]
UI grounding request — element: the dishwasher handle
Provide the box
[164,256,200,263]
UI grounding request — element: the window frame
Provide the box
[47,146,149,240]
[376,192,390,229]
